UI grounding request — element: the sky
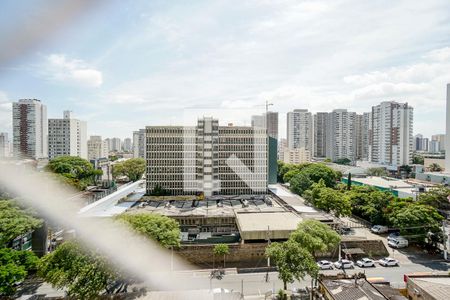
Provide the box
[1,0,450,140]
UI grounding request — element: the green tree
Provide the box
[388,203,443,243]
[303,164,339,187]
[38,242,119,299]
[334,158,351,165]
[367,167,388,177]
[345,186,392,225]
[0,248,39,296]
[412,154,424,165]
[265,240,318,290]
[418,185,450,209]
[399,165,413,178]
[314,188,351,217]
[0,199,42,247]
[115,213,180,248]
[46,156,102,190]
[289,220,340,258]
[289,172,313,196]
[213,244,230,268]
[428,163,443,172]
[302,179,326,205]
[112,158,146,182]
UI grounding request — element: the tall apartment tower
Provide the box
[326,109,357,162]
[12,99,48,159]
[87,136,105,160]
[133,129,146,158]
[48,111,87,160]
[445,84,450,171]
[355,112,370,160]
[110,138,121,152]
[431,134,445,152]
[123,138,132,152]
[313,112,328,158]
[287,109,313,152]
[251,111,278,140]
[0,132,9,158]
[146,117,267,196]
[369,101,413,167]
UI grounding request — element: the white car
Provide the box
[356,258,375,268]
[371,225,388,234]
[317,260,334,270]
[334,259,354,269]
[388,238,408,249]
[379,257,399,267]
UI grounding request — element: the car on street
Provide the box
[356,258,375,268]
[387,232,401,241]
[371,225,388,234]
[378,257,399,267]
[334,259,354,269]
[317,260,334,270]
[388,237,408,248]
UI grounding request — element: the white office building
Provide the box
[431,134,445,152]
[123,138,132,152]
[12,99,48,159]
[110,137,121,152]
[369,101,413,167]
[287,109,313,153]
[48,111,87,159]
[146,117,267,196]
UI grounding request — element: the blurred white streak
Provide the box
[0,0,103,66]
[0,163,204,291]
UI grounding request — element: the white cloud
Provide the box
[41,54,103,87]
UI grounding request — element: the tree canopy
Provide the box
[46,156,102,190]
[289,220,340,258]
[288,163,339,196]
[0,248,39,296]
[115,213,181,248]
[213,244,230,268]
[366,167,388,177]
[266,240,318,290]
[112,158,146,182]
[38,241,119,299]
[0,199,42,247]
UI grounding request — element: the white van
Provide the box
[388,237,408,248]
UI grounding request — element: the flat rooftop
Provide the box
[235,211,302,240]
[127,196,285,217]
[409,276,450,300]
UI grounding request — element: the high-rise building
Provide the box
[146,117,267,196]
[251,111,278,140]
[0,132,10,158]
[12,99,48,159]
[122,138,132,152]
[313,112,328,158]
[287,109,313,152]
[87,136,106,160]
[133,129,146,158]
[326,109,357,162]
[422,137,430,152]
[355,112,370,161]
[103,138,111,155]
[414,134,424,151]
[278,138,287,161]
[429,140,440,153]
[369,101,413,167]
[110,138,121,152]
[48,111,87,159]
[431,134,445,152]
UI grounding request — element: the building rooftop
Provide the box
[235,211,302,240]
[408,276,450,300]
[321,278,388,300]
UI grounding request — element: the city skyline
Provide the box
[1,1,450,139]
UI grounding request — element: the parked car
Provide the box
[388,237,408,249]
[356,258,375,268]
[387,232,401,241]
[334,259,354,269]
[339,226,353,235]
[379,257,399,267]
[317,260,334,270]
[371,225,388,234]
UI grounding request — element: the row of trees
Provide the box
[0,198,43,295]
[266,220,340,290]
[279,161,446,245]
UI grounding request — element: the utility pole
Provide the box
[443,220,448,260]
